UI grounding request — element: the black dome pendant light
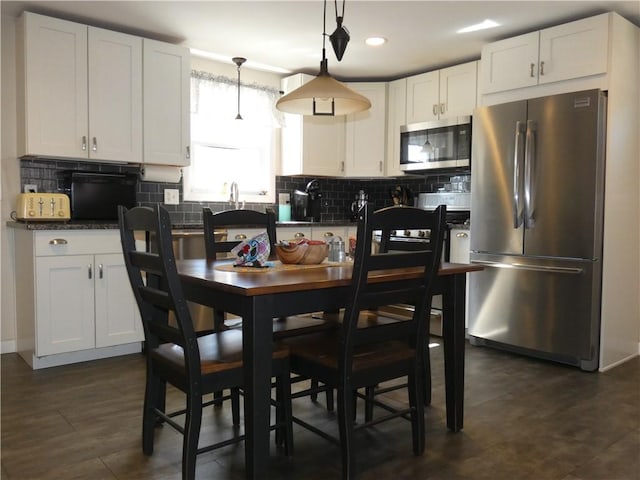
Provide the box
[232,56,246,120]
[329,0,350,61]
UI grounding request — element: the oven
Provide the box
[377,192,470,336]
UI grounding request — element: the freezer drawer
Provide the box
[468,254,601,370]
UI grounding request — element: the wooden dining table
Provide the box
[177,259,483,479]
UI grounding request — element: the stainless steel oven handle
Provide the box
[471,260,583,274]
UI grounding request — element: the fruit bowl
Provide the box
[274,239,329,265]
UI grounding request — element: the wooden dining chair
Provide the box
[359,218,443,418]
[202,207,338,338]
[284,204,446,479]
[203,207,336,409]
[118,204,293,480]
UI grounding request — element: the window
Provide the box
[184,70,282,203]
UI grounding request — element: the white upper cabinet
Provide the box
[19,13,89,159]
[88,27,143,162]
[344,82,387,177]
[143,39,191,166]
[19,12,142,162]
[406,71,438,123]
[280,74,345,177]
[481,13,609,94]
[406,62,477,123]
[386,78,406,177]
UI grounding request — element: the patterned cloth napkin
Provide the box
[230,231,271,267]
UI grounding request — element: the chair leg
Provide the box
[231,388,241,427]
[423,341,432,406]
[326,386,334,412]
[364,386,375,422]
[337,386,356,479]
[213,390,224,407]
[183,392,203,480]
[409,370,425,456]
[310,379,335,411]
[275,369,294,456]
[142,370,163,455]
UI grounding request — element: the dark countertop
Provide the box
[7,219,468,231]
[7,220,119,230]
[7,219,358,231]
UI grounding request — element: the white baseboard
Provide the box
[1,340,17,354]
[599,350,640,372]
[20,343,142,370]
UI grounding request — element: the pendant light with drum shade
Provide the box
[276,0,370,116]
[232,56,246,120]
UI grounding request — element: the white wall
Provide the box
[1,14,20,353]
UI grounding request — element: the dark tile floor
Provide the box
[2,341,638,479]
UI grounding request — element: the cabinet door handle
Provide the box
[341,161,345,172]
[92,137,98,152]
[379,161,383,172]
[234,234,247,240]
[294,232,305,238]
[186,145,190,159]
[49,238,68,245]
[99,264,103,279]
[530,63,535,77]
[456,232,468,238]
[440,103,445,114]
[88,264,92,279]
[432,104,438,116]
[539,61,545,76]
[323,232,334,238]
[81,136,87,151]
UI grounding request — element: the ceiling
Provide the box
[3,1,639,80]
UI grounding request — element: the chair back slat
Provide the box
[118,205,200,376]
[340,204,446,362]
[203,207,277,259]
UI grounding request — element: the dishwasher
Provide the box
[170,229,232,331]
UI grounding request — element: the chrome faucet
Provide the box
[229,181,240,209]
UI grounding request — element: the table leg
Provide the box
[442,273,466,432]
[242,297,274,479]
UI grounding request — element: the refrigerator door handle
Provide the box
[524,120,537,229]
[513,121,525,228]
[471,259,584,274]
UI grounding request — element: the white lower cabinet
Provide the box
[94,253,144,347]
[276,226,312,242]
[35,254,96,356]
[15,229,142,369]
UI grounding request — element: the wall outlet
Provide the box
[23,184,38,193]
[164,189,180,205]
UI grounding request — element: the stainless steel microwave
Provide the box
[400,116,471,171]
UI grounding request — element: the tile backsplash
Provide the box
[20,158,469,225]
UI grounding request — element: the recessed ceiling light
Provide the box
[365,37,387,47]
[457,19,500,34]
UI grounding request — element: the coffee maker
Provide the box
[305,180,322,222]
[350,190,368,220]
[291,189,308,221]
[291,180,322,222]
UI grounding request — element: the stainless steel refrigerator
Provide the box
[468,89,606,371]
